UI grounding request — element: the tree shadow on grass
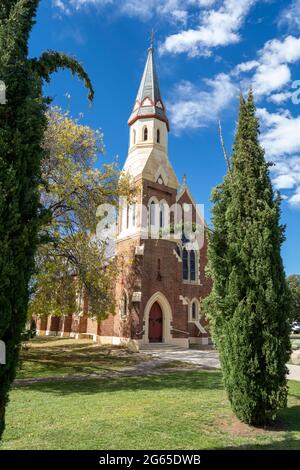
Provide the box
[18,342,143,378]
[216,435,300,450]
[23,338,122,352]
[213,405,300,449]
[15,370,224,395]
[21,345,137,359]
[215,438,300,449]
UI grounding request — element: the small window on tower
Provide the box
[143,127,148,141]
[133,129,136,145]
[157,129,160,143]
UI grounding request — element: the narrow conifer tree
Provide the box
[0,1,94,438]
[205,90,291,425]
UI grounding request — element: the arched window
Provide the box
[143,126,148,141]
[182,248,198,282]
[121,290,128,317]
[159,204,164,229]
[133,129,136,145]
[157,129,160,143]
[182,248,189,280]
[150,200,156,226]
[124,203,136,230]
[191,300,198,320]
[190,250,196,281]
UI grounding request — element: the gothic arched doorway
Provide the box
[149,302,163,343]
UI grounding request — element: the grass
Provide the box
[1,371,300,450]
[2,337,299,450]
[17,337,148,379]
[291,337,300,365]
[292,338,300,347]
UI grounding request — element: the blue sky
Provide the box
[30,0,300,275]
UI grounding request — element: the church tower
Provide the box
[111,43,211,348]
[124,43,178,191]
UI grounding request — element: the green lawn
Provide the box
[2,337,300,450]
[292,338,300,347]
[17,337,147,379]
[291,337,300,365]
[2,371,300,450]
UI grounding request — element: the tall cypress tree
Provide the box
[0,0,94,438]
[205,90,291,425]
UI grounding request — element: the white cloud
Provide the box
[69,0,113,9]
[53,0,71,14]
[163,34,300,137]
[168,73,237,131]
[160,0,257,57]
[234,35,300,98]
[254,35,300,97]
[259,35,300,65]
[273,174,296,190]
[257,107,300,207]
[232,60,259,75]
[257,107,300,158]
[54,1,254,56]
[253,64,291,96]
[267,91,293,104]
[278,0,300,31]
[53,0,216,23]
[289,188,300,207]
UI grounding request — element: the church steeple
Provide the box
[128,45,169,130]
[123,41,178,190]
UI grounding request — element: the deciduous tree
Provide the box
[29,107,132,320]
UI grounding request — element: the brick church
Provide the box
[36,45,212,349]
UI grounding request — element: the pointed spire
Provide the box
[128,43,169,130]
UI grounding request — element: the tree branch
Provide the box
[218,120,231,174]
[34,51,94,102]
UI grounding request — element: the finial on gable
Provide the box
[183,174,187,187]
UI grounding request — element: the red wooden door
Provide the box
[149,302,163,343]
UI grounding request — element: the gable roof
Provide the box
[176,179,207,228]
